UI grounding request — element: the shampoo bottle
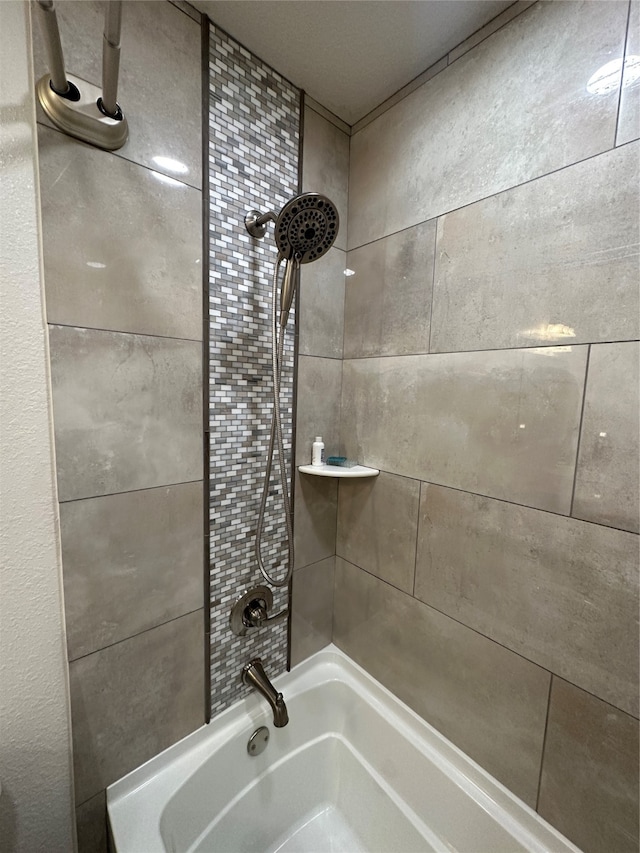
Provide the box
[311,436,325,467]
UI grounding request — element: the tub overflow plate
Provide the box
[247,726,270,757]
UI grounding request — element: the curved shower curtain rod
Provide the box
[34,0,128,150]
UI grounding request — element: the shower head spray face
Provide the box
[275,192,339,263]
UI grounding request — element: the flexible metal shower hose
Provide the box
[255,256,294,588]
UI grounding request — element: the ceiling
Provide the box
[191,0,513,125]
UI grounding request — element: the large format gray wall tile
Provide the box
[617,0,640,146]
[76,791,107,853]
[70,609,204,804]
[299,247,346,359]
[538,678,639,853]
[294,473,338,570]
[291,557,335,667]
[32,0,202,186]
[295,355,342,465]
[573,341,640,533]
[431,144,640,352]
[337,472,420,594]
[38,127,202,340]
[333,558,550,806]
[302,106,349,251]
[348,1,627,248]
[49,326,202,501]
[341,347,587,513]
[344,221,436,358]
[415,484,639,716]
[61,482,204,660]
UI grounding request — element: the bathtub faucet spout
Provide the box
[241,658,289,727]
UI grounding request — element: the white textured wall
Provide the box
[0,2,75,850]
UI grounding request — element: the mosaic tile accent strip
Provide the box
[208,23,300,717]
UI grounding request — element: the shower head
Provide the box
[244,192,339,262]
[274,192,339,263]
[244,192,339,327]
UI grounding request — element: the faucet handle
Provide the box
[244,600,288,630]
[230,585,289,636]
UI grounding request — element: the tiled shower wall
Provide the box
[32,2,205,849]
[332,2,639,852]
[291,101,350,665]
[207,23,300,715]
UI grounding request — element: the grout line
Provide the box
[167,0,202,24]
[68,607,204,664]
[350,1,537,135]
[535,675,554,812]
[330,554,337,644]
[287,89,306,672]
[351,57,447,136]
[446,0,538,67]
[304,98,350,136]
[75,789,105,810]
[338,557,639,720]
[201,11,212,724]
[346,138,640,253]
[47,320,202,345]
[298,350,344,362]
[412,481,422,598]
[58,478,204,506]
[428,218,438,353]
[341,337,639,360]
[569,345,591,517]
[36,119,203,193]
[343,99,351,334]
[613,0,633,148]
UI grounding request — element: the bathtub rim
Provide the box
[107,643,581,853]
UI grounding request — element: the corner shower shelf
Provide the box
[298,464,379,478]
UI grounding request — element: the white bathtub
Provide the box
[107,645,579,853]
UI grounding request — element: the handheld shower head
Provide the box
[246,192,339,590]
[274,192,339,263]
[245,191,340,327]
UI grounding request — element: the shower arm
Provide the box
[245,209,277,239]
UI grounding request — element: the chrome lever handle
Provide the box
[245,601,288,628]
[230,586,289,636]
